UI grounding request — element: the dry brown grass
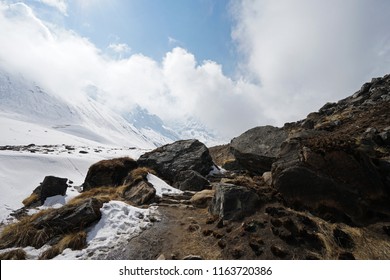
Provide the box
[68,186,119,206]
[22,193,40,207]
[70,167,156,204]
[0,209,54,249]
[90,157,137,169]
[119,167,156,195]
[0,248,27,260]
[124,167,155,185]
[39,231,87,260]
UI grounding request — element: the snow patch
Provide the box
[54,201,159,259]
[147,173,183,197]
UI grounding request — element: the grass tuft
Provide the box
[0,249,27,260]
[39,231,87,259]
[22,193,40,207]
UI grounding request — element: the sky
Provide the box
[0,0,390,139]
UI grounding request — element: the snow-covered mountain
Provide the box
[0,70,175,148]
[122,105,180,146]
[168,117,224,147]
[0,69,223,148]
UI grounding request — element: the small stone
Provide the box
[183,255,203,260]
[218,239,227,249]
[270,245,289,259]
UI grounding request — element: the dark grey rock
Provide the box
[173,170,210,191]
[209,183,260,220]
[272,138,390,225]
[138,139,214,185]
[32,198,102,231]
[230,126,288,174]
[123,180,156,206]
[32,176,69,205]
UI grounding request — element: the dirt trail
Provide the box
[105,205,222,260]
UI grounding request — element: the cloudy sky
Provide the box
[0,0,389,139]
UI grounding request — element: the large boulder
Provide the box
[272,137,390,225]
[82,157,138,191]
[137,139,214,185]
[209,183,260,220]
[230,126,288,174]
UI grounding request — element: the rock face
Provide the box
[230,126,288,174]
[83,157,138,191]
[272,74,390,226]
[32,176,69,205]
[209,183,260,220]
[173,170,210,191]
[138,139,214,185]
[272,137,390,225]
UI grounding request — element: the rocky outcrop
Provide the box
[230,126,288,174]
[82,157,138,191]
[273,137,390,225]
[271,75,390,226]
[138,139,214,185]
[209,183,260,220]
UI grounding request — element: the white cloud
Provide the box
[108,43,131,55]
[168,36,181,46]
[0,2,263,139]
[40,0,68,16]
[1,1,389,140]
[231,0,390,124]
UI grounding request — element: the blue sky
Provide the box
[23,0,238,75]
[1,1,390,139]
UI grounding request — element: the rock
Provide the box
[157,254,166,260]
[209,183,260,220]
[231,247,243,259]
[30,176,69,205]
[230,126,288,174]
[123,180,156,206]
[262,172,272,186]
[82,157,138,191]
[183,255,203,260]
[173,170,210,191]
[272,137,390,225]
[138,139,214,185]
[270,245,289,259]
[190,189,215,208]
[32,198,102,232]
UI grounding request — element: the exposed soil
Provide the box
[104,205,222,260]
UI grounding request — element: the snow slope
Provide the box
[0,69,175,149]
[0,147,144,223]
